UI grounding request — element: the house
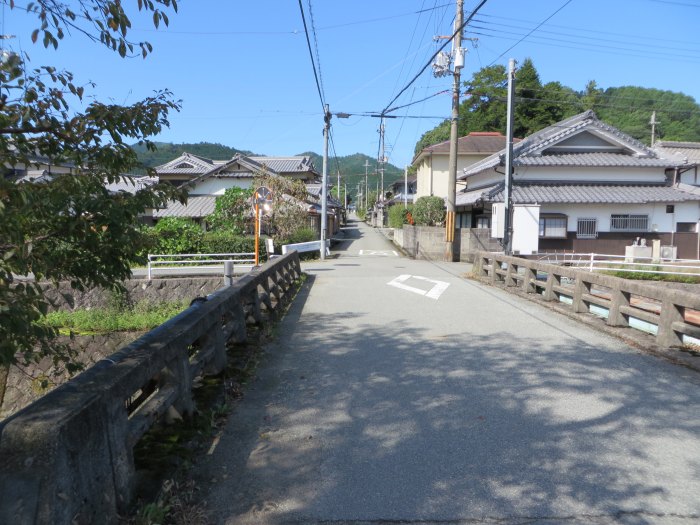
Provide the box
[653,141,700,185]
[152,152,340,238]
[386,175,417,206]
[457,110,700,258]
[412,132,517,209]
[151,152,321,223]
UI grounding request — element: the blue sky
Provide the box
[3,0,700,170]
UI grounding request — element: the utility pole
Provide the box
[379,118,386,203]
[503,58,516,256]
[364,159,370,210]
[404,165,408,208]
[444,0,463,262]
[321,105,330,261]
[337,170,341,204]
[650,110,658,146]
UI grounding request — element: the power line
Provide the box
[297,0,325,110]
[488,0,574,65]
[381,0,489,115]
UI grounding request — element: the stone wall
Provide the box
[2,277,226,420]
[41,276,225,311]
[395,225,501,261]
[1,332,146,420]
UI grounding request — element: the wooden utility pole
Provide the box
[444,0,463,262]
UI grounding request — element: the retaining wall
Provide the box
[395,225,501,261]
[41,276,224,311]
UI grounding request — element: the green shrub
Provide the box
[287,227,317,244]
[412,196,445,226]
[150,218,204,254]
[201,231,256,254]
[388,204,413,228]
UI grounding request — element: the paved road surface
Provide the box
[195,217,700,525]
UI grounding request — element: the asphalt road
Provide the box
[195,217,700,525]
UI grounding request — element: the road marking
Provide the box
[359,250,398,257]
[386,274,450,300]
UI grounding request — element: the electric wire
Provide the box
[297,0,325,110]
[488,0,574,65]
[381,0,489,116]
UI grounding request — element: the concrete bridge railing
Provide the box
[0,252,302,525]
[474,251,700,350]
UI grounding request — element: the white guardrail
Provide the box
[147,253,256,280]
[537,252,700,278]
[281,239,330,255]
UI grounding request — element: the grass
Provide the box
[604,269,700,284]
[40,299,191,334]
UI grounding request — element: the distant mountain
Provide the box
[299,151,404,202]
[132,142,403,202]
[132,141,255,171]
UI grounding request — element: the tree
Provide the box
[0,1,182,404]
[208,187,254,234]
[252,172,310,241]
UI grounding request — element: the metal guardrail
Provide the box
[475,251,700,350]
[147,252,256,279]
[281,239,330,255]
[537,252,700,278]
[0,253,302,525]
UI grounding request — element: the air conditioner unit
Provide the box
[660,245,677,260]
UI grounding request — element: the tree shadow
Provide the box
[200,295,700,524]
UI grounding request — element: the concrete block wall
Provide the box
[395,225,501,261]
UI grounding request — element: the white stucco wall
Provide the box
[191,178,250,195]
[539,202,700,233]
[416,153,491,198]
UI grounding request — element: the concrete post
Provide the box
[657,299,685,347]
[522,267,536,294]
[505,261,516,287]
[573,276,591,314]
[544,273,560,302]
[607,288,631,327]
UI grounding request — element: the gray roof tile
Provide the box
[153,195,217,218]
[457,183,700,206]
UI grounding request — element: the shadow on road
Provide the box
[203,295,700,524]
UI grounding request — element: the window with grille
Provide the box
[577,218,598,239]
[539,215,568,238]
[610,214,648,232]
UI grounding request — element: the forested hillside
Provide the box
[132,142,254,170]
[414,59,700,154]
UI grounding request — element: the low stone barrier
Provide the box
[474,251,700,351]
[0,252,302,525]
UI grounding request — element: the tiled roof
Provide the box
[516,152,675,168]
[461,111,680,179]
[105,175,158,194]
[457,182,700,206]
[153,195,217,218]
[154,152,218,175]
[414,132,518,161]
[248,156,317,174]
[653,141,700,164]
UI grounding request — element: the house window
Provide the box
[476,215,490,229]
[577,218,598,239]
[610,214,648,232]
[539,214,567,238]
[677,222,698,233]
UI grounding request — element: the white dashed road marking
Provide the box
[359,250,399,257]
